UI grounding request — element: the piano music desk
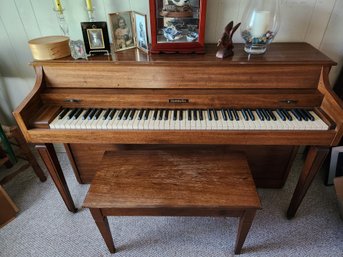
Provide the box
[83,150,261,254]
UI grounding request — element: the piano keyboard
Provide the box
[49,108,329,131]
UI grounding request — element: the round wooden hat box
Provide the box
[28,36,70,60]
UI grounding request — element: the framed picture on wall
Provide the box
[109,11,149,53]
[81,22,111,55]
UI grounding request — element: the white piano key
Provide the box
[164,110,171,130]
[107,111,120,129]
[185,110,191,130]
[95,110,107,129]
[310,111,329,130]
[49,113,61,129]
[215,110,223,130]
[55,109,73,129]
[236,111,246,130]
[132,111,141,130]
[200,110,207,130]
[73,110,88,129]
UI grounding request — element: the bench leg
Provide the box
[234,209,256,254]
[90,208,116,253]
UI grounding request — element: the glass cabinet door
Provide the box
[149,0,207,53]
[156,0,200,44]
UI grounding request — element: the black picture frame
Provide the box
[81,22,110,55]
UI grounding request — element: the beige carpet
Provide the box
[0,153,342,257]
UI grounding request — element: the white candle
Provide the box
[251,11,270,37]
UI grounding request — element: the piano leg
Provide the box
[287,146,329,219]
[36,144,77,213]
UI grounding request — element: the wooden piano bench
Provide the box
[83,150,261,255]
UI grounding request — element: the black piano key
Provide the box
[152,109,158,120]
[207,109,212,121]
[173,110,177,121]
[199,110,204,121]
[281,109,292,121]
[188,110,192,121]
[261,109,270,121]
[73,108,83,119]
[226,109,233,121]
[232,109,239,121]
[241,109,249,121]
[108,109,116,120]
[303,109,315,121]
[157,109,163,120]
[267,109,276,121]
[58,108,70,119]
[138,109,144,120]
[297,109,308,121]
[94,109,102,120]
[67,108,77,120]
[276,109,286,121]
[103,109,111,120]
[247,109,255,121]
[213,109,218,121]
[158,109,164,120]
[256,109,264,121]
[144,109,150,120]
[193,109,198,121]
[164,109,169,120]
[88,108,97,120]
[221,109,227,121]
[117,109,125,120]
[82,108,91,120]
[123,109,131,120]
[291,109,302,121]
[129,109,136,120]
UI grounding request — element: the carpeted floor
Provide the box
[0,153,342,257]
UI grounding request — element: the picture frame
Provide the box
[109,11,135,52]
[69,40,87,59]
[133,12,149,53]
[81,22,111,55]
[109,11,149,53]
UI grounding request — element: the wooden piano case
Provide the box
[13,43,343,218]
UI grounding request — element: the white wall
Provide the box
[0,0,342,124]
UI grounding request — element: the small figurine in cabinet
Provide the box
[149,0,207,53]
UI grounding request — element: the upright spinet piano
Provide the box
[14,43,343,218]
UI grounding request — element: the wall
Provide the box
[0,0,342,124]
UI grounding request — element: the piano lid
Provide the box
[30,43,336,66]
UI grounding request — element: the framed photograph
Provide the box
[109,11,149,53]
[81,22,110,55]
[109,11,135,52]
[69,40,87,59]
[133,12,149,52]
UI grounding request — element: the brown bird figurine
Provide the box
[216,21,241,58]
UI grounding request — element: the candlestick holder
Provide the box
[240,0,280,54]
[87,8,95,22]
[53,8,69,36]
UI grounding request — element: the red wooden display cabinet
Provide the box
[149,0,207,53]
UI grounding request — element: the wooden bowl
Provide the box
[28,36,70,60]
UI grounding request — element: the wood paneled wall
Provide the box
[0,0,342,123]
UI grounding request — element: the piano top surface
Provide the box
[31,43,336,66]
